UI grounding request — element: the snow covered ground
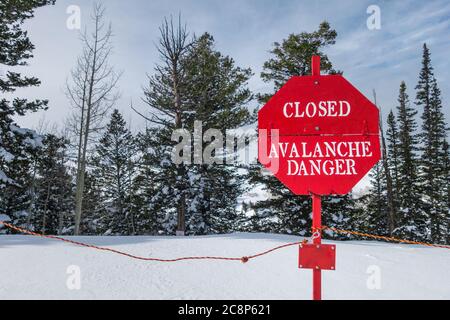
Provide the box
[0,233,449,300]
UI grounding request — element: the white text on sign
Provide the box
[283,100,351,118]
[269,141,374,176]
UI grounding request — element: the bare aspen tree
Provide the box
[66,3,121,235]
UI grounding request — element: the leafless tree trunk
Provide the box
[66,3,121,235]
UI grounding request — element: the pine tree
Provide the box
[249,22,353,236]
[442,141,450,244]
[393,81,424,239]
[138,17,192,235]
[91,110,137,235]
[0,0,55,227]
[384,109,401,231]
[428,81,449,244]
[386,110,400,194]
[79,171,103,235]
[358,161,388,235]
[415,44,449,243]
[139,21,253,235]
[32,134,73,235]
[182,33,252,234]
[322,194,353,238]
[260,21,339,96]
[130,129,162,234]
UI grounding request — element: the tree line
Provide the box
[0,1,448,244]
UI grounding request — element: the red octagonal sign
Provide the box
[258,57,381,195]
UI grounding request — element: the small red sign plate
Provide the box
[299,244,336,270]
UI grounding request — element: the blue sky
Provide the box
[10,0,450,133]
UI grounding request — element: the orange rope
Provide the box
[0,220,448,264]
[0,220,305,263]
[321,226,450,250]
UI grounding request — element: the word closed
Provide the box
[283,100,351,118]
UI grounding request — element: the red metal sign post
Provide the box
[312,193,322,300]
[258,55,381,300]
[311,57,322,301]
